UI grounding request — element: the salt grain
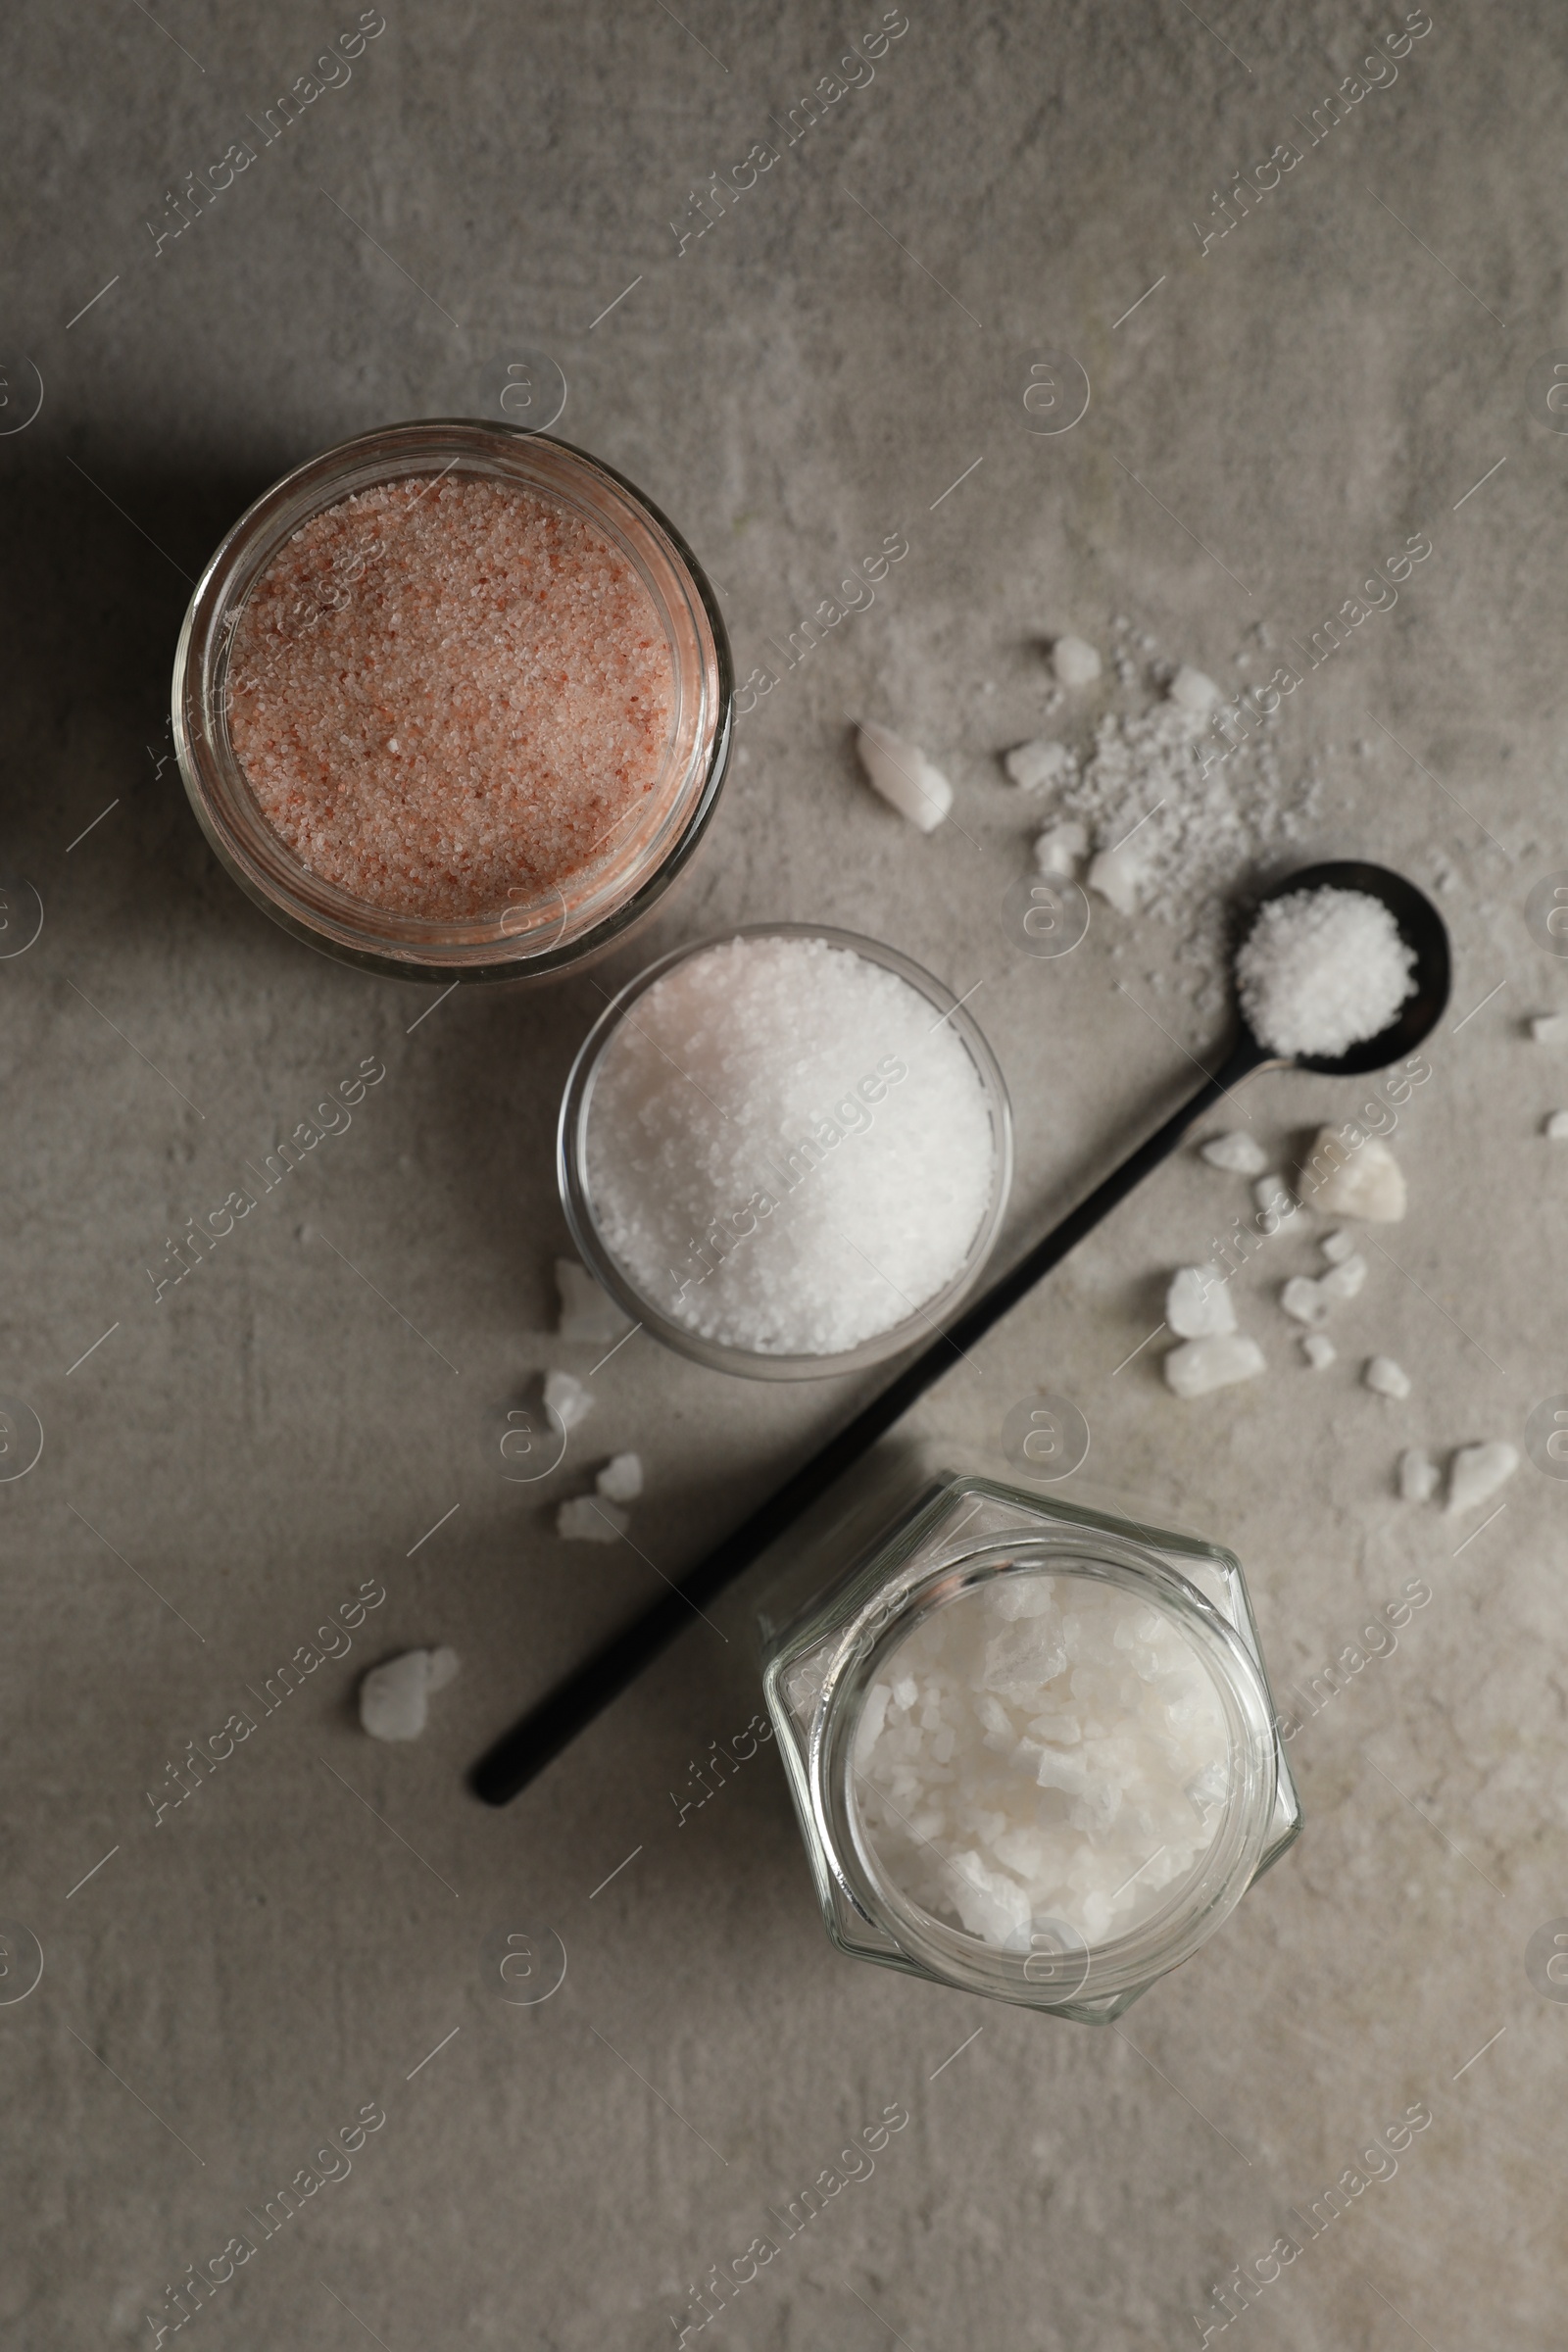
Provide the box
[557,1495,627,1542]
[584,935,999,1356]
[1004,737,1074,793]
[1530,1014,1568,1046]
[1363,1355,1411,1399]
[1052,635,1102,687]
[596,1451,644,1502]
[1446,1441,1518,1515]
[1235,887,1417,1059]
[1166,1265,1237,1339]
[359,1646,460,1742]
[1164,1333,1265,1396]
[1398,1448,1440,1502]
[544,1369,595,1432]
[1168,665,1220,712]
[1302,1131,1406,1222]
[1545,1111,1568,1140]
[857,722,953,832]
[1320,1229,1356,1264]
[1301,1332,1337,1370]
[1200,1131,1268,1176]
[1034,819,1089,876]
[1281,1276,1332,1328]
[1320,1252,1367,1300]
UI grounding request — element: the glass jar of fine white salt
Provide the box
[757,1464,1300,2021]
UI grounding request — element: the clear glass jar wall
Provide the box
[758,1458,1301,2023]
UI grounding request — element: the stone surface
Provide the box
[2,4,1563,2348]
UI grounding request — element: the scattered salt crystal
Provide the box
[1545,1111,1568,1140]
[544,1369,595,1432]
[555,1258,634,1345]
[1320,1252,1367,1300]
[1034,819,1089,876]
[1363,1355,1411,1399]
[1530,1014,1568,1046]
[1281,1276,1331,1328]
[1253,1172,1294,1220]
[1398,1448,1440,1502]
[1320,1229,1356,1264]
[1052,635,1102,687]
[857,722,953,833]
[557,1495,627,1541]
[596,1451,644,1502]
[1166,1265,1237,1339]
[1446,1442,1518,1515]
[1004,737,1074,793]
[1235,887,1417,1059]
[583,934,1000,1356]
[1168,665,1220,712]
[1301,1332,1337,1370]
[1200,1131,1267,1176]
[1302,1131,1406,1222]
[1086,838,1149,915]
[359,1646,460,1742]
[1163,1333,1266,1396]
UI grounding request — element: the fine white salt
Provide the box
[1200,1131,1267,1176]
[1235,887,1417,1059]
[583,935,999,1356]
[855,1571,1232,1950]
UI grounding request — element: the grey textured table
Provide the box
[4,3,1565,2345]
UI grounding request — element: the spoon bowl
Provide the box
[1240,858,1450,1077]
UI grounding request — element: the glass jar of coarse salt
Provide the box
[756,1461,1300,2020]
[558,925,1013,1380]
[173,421,731,983]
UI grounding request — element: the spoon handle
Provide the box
[470,1031,1269,1804]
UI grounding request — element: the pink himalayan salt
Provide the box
[226,474,676,922]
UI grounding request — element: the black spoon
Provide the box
[470,859,1449,1804]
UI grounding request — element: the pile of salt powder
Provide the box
[855,1572,1230,1949]
[583,935,998,1356]
[1235,886,1417,1059]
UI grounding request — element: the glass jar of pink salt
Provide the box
[172,421,731,982]
[755,1459,1300,2020]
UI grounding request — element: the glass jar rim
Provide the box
[808,1528,1280,2005]
[556,921,1015,1381]
[172,419,732,984]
